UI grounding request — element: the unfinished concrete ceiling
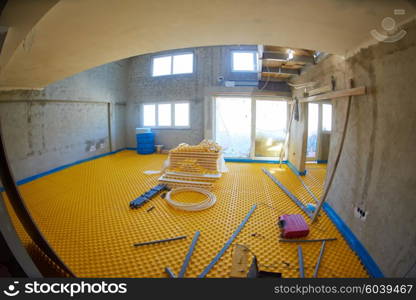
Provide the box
[0,0,415,89]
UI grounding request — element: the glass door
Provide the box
[214,97,252,158]
[307,103,319,160]
[254,99,287,158]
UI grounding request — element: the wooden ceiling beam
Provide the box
[261,67,300,75]
[262,52,315,64]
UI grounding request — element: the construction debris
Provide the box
[279,238,337,243]
[298,246,305,278]
[164,267,177,278]
[230,244,250,278]
[146,206,155,212]
[313,241,326,278]
[262,168,312,218]
[130,184,169,209]
[158,140,225,190]
[178,231,200,278]
[133,235,187,247]
[198,204,257,278]
[247,257,282,278]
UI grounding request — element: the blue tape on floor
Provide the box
[198,204,257,278]
[0,148,128,191]
[322,202,384,278]
[317,160,328,164]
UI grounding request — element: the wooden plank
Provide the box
[262,52,315,64]
[165,171,221,178]
[262,59,304,69]
[261,67,299,75]
[295,86,366,103]
[262,72,292,79]
[263,45,315,57]
[307,84,333,96]
[158,176,213,186]
[230,244,249,278]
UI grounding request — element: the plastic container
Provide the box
[136,128,151,134]
[136,132,155,154]
[278,214,309,238]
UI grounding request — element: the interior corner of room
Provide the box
[0,0,415,279]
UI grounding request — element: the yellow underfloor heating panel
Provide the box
[2,150,368,278]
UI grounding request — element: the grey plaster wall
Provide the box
[289,20,416,277]
[125,45,259,150]
[0,60,128,180]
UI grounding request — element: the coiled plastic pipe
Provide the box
[165,187,216,211]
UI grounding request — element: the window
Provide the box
[231,51,257,72]
[142,102,190,128]
[158,104,171,126]
[152,56,172,76]
[322,104,332,131]
[173,54,193,74]
[152,53,193,76]
[174,103,190,126]
[143,104,156,126]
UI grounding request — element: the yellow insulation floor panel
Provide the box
[2,151,368,278]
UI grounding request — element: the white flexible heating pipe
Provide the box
[165,187,217,211]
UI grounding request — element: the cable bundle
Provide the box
[164,187,217,211]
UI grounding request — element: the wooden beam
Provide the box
[260,76,290,82]
[294,86,366,103]
[307,84,333,96]
[262,52,315,64]
[261,66,299,75]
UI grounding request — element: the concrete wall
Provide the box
[125,45,260,150]
[289,20,416,277]
[0,60,128,180]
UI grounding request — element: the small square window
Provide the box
[143,104,156,126]
[322,104,332,131]
[232,51,257,72]
[152,56,172,76]
[173,53,193,74]
[152,53,193,76]
[174,103,190,127]
[157,104,172,126]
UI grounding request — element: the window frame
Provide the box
[142,101,191,129]
[231,50,258,73]
[151,51,194,77]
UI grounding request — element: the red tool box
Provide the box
[278,214,309,238]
